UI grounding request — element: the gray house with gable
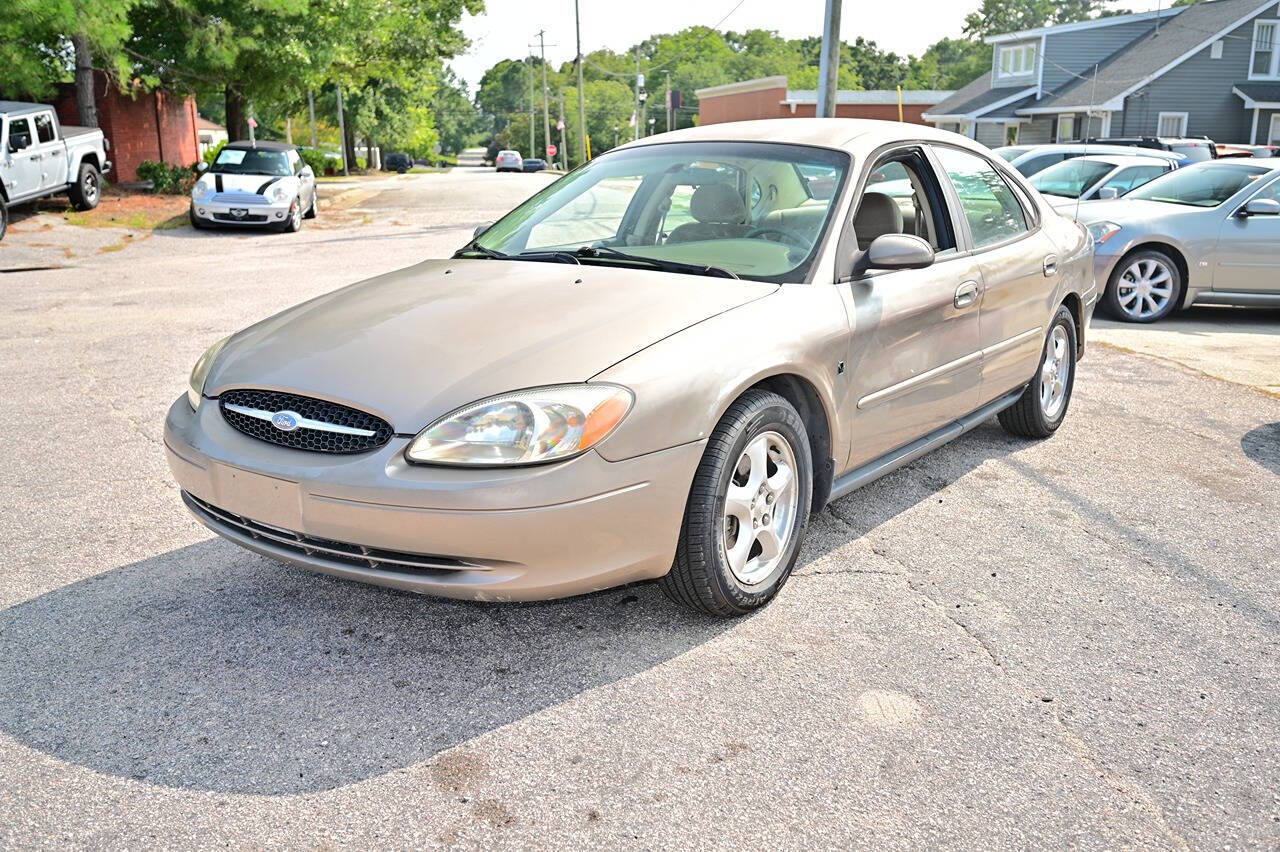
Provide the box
[925,0,1280,149]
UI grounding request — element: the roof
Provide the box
[224,140,295,151]
[985,6,1185,44]
[781,89,953,106]
[196,116,226,132]
[1063,153,1185,166]
[0,101,49,117]
[1026,0,1277,113]
[1234,82,1280,107]
[624,117,987,153]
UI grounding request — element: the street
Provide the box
[1,168,1278,848]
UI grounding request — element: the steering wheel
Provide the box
[744,226,808,248]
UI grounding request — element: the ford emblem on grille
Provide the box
[271,410,300,432]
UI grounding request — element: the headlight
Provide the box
[187,336,230,409]
[405,384,633,466]
[192,179,214,201]
[269,184,291,203]
[1087,221,1121,245]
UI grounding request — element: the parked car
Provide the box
[0,100,111,241]
[1076,159,1280,322]
[522,157,548,173]
[166,119,1093,616]
[1084,136,1217,163]
[1216,144,1278,159]
[189,140,318,233]
[1028,154,1176,208]
[993,143,1185,178]
[384,151,412,173]
[494,149,523,172]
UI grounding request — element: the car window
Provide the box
[1171,143,1213,163]
[34,113,56,144]
[288,149,302,173]
[1250,175,1280,202]
[860,153,956,253]
[1015,153,1066,177]
[935,146,1029,248]
[1029,159,1113,198]
[7,117,32,151]
[212,148,292,176]
[1101,165,1167,195]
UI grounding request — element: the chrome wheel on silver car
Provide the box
[1106,249,1182,323]
[1039,325,1070,420]
[722,431,799,586]
[998,305,1077,440]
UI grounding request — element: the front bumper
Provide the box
[190,197,294,226]
[164,396,703,601]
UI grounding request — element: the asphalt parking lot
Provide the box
[1,168,1278,848]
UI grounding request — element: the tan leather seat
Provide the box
[853,192,904,250]
[667,183,750,243]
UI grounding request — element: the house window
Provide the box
[997,43,1036,78]
[1211,40,1224,60]
[1158,112,1188,137]
[1270,114,1280,144]
[1252,21,1277,78]
[1005,123,1020,145]
[1056,114,1077,143]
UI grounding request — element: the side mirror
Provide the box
[9,133,31,153]
[1098,186,1120,200]
[195,161,209,174]
[1238,198,1280,218]
[862,233,936,272]
[473,223,491,239]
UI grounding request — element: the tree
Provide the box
[963,0,1110,39]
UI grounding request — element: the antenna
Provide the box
[1075,62,1100,224]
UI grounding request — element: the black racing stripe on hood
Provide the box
[256,177,282,195]
[215,173,223,193]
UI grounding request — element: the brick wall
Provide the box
[54,74,201,182]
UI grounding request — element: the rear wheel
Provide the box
[0,203,7,241]
[67,162,102,211]
[304,191,318,220]
[661,390,812,617]
[998,305,1077,439]
[1105,249,1181,322]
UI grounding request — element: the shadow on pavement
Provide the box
[1241,422,1280,475]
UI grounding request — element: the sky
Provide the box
[450,0,1172,92]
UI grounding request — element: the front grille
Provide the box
[212,212,268,223]
[183,492,479,575]
[219,389,394,454]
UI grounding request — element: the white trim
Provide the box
[1232,85,1280,108]
[1252,107,1261,144]
[1211,40,1225,59]
[1248,19,1280,79]
[1157,111,1189,136]
[1055,113,1079,143]
[693,76,788,99]
[922,86,1037,123]
[1018,98,1125,115]
[1037,35,1047,98]
[1271,113,1280,144]
[984,6,1185,44]
[1100,112,1113,137]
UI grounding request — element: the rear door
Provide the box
[1215,173,1280,293]
[841,146,984,468]
[930,144,1058,405]
[31,110,63,190]
[4,117,42,198]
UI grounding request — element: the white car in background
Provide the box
[494,149,524,173]
[1028,154,1177,209]
[190,141,318,233]
[994,143,1186,178]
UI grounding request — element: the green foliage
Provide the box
[202,140,227,165]
[0,0,135,98]
[136,160,195,195]
[962,0,1111,38]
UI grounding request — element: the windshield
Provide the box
[212,148,292,176]
[1029,160,1114,198]
[993,146,1031,162]
[1125,163,1271,207]
[471,141,851,282]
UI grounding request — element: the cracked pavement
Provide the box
[1,169,1278,849]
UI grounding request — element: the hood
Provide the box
[206,258,776,432]
[195,171,299,197]
[1066,198,1202,225]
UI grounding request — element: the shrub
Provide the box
[202,140,227,166]
[136,160,196,195]
[298,146,334,176]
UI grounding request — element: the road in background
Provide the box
[1,169,1278,848]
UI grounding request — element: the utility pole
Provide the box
[634,45,642,142]
[336,84,349,176]
[559,93,568,170]
[537,30,552,160]
[816,0,842,118]
[527,57,535,158]
[665,71,672,133]
[575,0,587,163]
[307,89,317,148]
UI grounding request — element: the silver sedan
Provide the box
[1076,160,1280,322]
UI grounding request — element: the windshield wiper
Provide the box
[452,243,579,265]
[452,241,511,260]
[573,245,739,279]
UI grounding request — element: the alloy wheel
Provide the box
[1039,324,1070,419]
[1117,258,1173,320]
[722,431,799,586]
[83,172,98,204]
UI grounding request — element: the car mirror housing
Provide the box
[862,234,936,272]
[1239,198,1280,218]
[195,161,209,174]
[1098,186,1120,200]
[473,223,491,239]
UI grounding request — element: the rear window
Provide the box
[1171,143,1213,162]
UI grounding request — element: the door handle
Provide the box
[1043,254,1059,277]
[49,149,61,156]
[30,154,42,161]
[954,281,979,310]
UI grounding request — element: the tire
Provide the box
[280,198,302,233]
[998,305,1077,439]
[660,389,812,617]
[0,203,7,242]
[188,205,208,230]
[1104,248,1181,323]
[304,192,318,220]
[67,162,102,211]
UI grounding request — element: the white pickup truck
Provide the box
[1,100,112,241]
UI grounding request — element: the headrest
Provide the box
[853,192,904,247]
[691,183,747,224]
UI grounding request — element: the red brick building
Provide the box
[696,76,953,126]
[53,73,201,182]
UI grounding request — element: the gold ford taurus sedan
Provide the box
[165,119,1096,616]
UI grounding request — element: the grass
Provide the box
[59,193,189,231]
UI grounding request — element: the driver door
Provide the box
[840,147,983,469]
[1215,174,1280,293]
[4,117,42,199]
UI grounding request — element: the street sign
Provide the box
[547,143,558,157]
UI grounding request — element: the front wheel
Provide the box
[1105,249,1181,322]
[0,203,8,241]
[280,198,302,233]
[67,162,102,211]
[661,389,812,617]
[998,305,1077,439]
